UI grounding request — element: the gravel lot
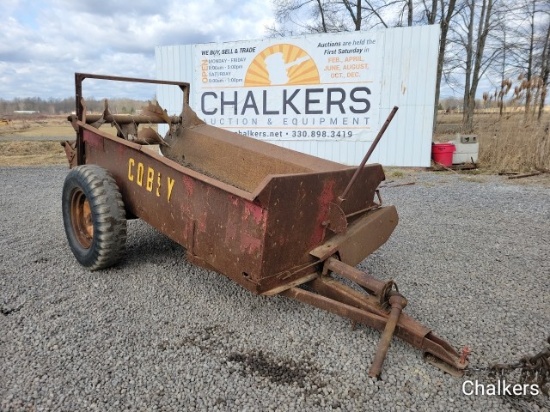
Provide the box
[1,165,548,411]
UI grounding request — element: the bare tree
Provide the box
[537,17,550,119]
[270,0,327,34]
[0,97,147,115]
[485,19,516,116]
[523,0,538,120]
[422,0,438,24]
[341,0,362,30]
[316,0,329,32]
[270,0,352,34]
[430,0,458,130]
[270,0,405,34]
[498,0,550,121]
[451,0,497,131]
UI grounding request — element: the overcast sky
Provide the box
[0,0,275,100]
[1,0,467,103]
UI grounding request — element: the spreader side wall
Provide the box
[82,127,267,293]
[255,165,386,292]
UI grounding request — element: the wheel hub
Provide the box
[70,189,93,249]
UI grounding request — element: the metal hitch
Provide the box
[283,257,469,378]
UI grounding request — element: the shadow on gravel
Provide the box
[156,324,329,395]
[124,222,184,266]
[1,303,24,316]
[227,350,319,386]
[1,294,26,316]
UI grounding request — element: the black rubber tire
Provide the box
[62,165,127,270]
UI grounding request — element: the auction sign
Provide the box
[194,33,381,141]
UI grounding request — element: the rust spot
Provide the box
[182,175,195,197]
[310,179,336,245]
[244,201,265,225]
[241,232,262,253]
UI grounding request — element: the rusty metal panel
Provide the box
[254,165,386,282]
[310,206,398,266]
[83,126,267,293]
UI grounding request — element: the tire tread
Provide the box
[62,165,127,270]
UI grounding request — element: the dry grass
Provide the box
[435,112,550,173]
[0,115,111,166]
[0,141,67,166]
[0,115,74,138]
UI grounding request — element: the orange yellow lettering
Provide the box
[136,162,144,186]
[156,172,161,197]
[167,177,175,202]
[146,167,154,192]
[128,158,135,181]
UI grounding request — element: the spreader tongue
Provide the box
[283,256,469,378]
[424,354,466,378]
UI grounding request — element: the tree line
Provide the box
[270,0,550,131]
[0,97,149,116]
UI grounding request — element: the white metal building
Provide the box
[156,25,440,167]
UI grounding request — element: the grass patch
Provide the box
[436,112,550,173]
[389,170,404,178]
[0,141,67,166]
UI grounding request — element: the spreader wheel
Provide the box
[62,165,127,270]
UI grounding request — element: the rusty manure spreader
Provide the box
[61,73,469,378]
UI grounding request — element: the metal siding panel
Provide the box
[422,25,441,166]
[409,26,429,166]
[379,28,404,165]
[350,142,359,166]
[317,141,333,163]
[408,25,439,167]
[398,27,413,167]
[155,47,170,135]
[156,45,195,135]
[376,28,392,166]
[330,141,342,163]
[413,28,426,167]
[374,26,440,167]
[312,141,318,157]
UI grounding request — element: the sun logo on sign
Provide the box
[244,44,320,86]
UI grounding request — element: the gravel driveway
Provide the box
[1,166,548,411]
